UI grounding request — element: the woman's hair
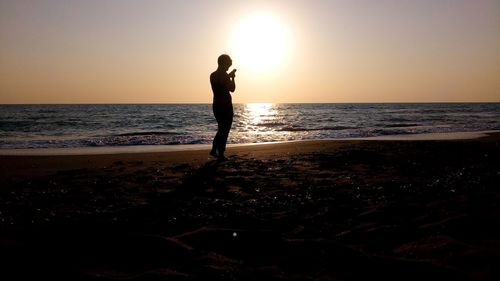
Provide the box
[217,54,232,66]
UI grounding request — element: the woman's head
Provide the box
[217,54,232,69]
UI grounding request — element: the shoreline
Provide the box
[1,130,498,156]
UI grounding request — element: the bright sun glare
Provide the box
[246,103,274,123]
[230,13,292,72]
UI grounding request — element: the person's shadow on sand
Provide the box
[180,160,222,191]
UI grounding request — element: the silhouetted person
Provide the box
[210,54,236,161]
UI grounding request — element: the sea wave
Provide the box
[114,131,182,137]
[278,125,359,132]
[1,103,498,149]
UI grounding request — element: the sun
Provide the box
[229,13,292,72]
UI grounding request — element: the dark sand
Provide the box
[1,134,499,280]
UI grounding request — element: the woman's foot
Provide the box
[209,149,218,158]
[217,155,229,162]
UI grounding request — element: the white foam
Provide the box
[1,130,497,156]
[351,130,498,141]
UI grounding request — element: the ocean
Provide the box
[1,103,499,149]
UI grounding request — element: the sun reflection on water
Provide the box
[245,103,274,125]
[234,103,292,143]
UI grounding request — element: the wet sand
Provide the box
[1,133,499,280]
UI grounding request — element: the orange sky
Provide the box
[0,0,499,103]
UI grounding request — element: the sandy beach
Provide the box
[1,133,499,280]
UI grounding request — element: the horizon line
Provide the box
[1,101,499,105]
